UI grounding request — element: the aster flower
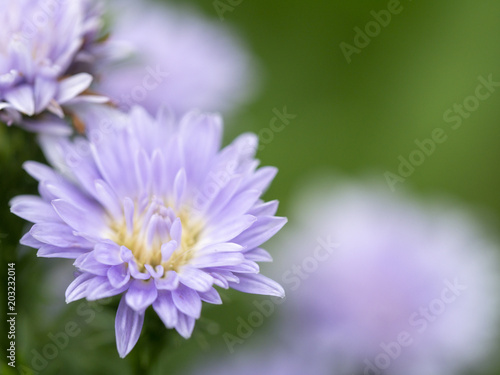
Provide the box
[275,180,500,375]
[0,0,110,131]
[10,106,286,357]
[97,0,257,117]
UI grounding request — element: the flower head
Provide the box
[276,180,500,375]
[11,106,286,357]
[0,0,109,130]
[97,0,257,117]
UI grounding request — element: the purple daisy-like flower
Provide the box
[0,0,109,130]
[97,0,257,117]
[275,180,500,375]
[11,106,286,357]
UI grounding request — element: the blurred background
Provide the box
[2,0,500,374]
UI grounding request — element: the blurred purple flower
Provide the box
[97,0,258,117]
[10,106,286,357]
[0,0,111,132]
[277,180,500,375]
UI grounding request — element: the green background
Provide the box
[2,0,500,374]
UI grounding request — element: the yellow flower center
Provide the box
[107,198,203,273]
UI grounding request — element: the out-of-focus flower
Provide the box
[0,0,111,132]
[11,106,286,357]
[98,0,258,117]
[276,180,500,375]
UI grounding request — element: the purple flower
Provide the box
[0,0,109,131]
[97,0,257,117]
[10,106,286,357]
[276,181,500,375]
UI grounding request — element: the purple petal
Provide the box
[155,270,179,290]
[87,276,129,300]
[229,273,285,298]
[203,176,243,217]
[21,117,72,135]
[94,180,122,219]
[248,200,279,217]
[20,232,44,248]
[201,215,256,244]
[10,195,60,223]
[173,168,187,208]
[34,77,57,114]
[108,263,131,288]
[151,150,166,195]
[209,189,261,222]
[231,133,258,160]
[180,112,222,184]
[37,245,89,259]
[44,181,97,211]
[219,260,260,274]
[211,274,230,289]
[67,94,109,104]
[191,252,244,269]
[4,84,35,115]
[172,284,202,319]
[23,161,58,182]
[125,279,158,311]
[56,73,92,104]
[30,222,91,248]
[144,264,164,279]
[74,252,109,276]
[53,38,82,72]
[161,240,178,262]
[178,266,213,292]
[198,288,222,305]
[52,199,105,236]
[65,273,93,303]
[133,149,151,193]
[152,291,178,328]
[127,261,151,280]
[175,312,195,339]
[115,297,145,358]
[120,249,150,280]
[209,270,239,289]
[123,197,135,233]
[94,241,123,265]
[47,100,64,118]
[239,166,277,193]
[9,40,33,80]
[244,248,273,262]
[170,218,182,244]
[208,270,240,284]
[196,242,244,257]
[233,216,287,250]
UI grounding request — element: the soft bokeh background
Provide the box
[2,0,500,374]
